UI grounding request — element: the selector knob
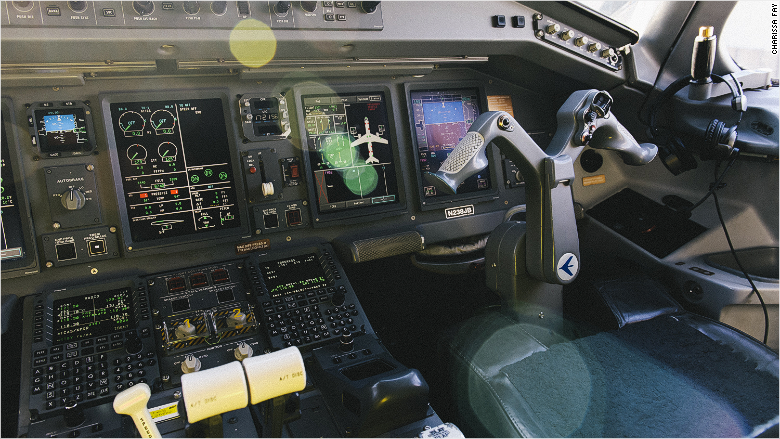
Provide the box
[125,331,144,355]
[60,188,87,211]
[183,1,200,15]
[211,1,227,15]
[64,400,86,428]
[601,47,616,58]
[339,332,354,352]
[234,342,254,361]
[175,320,197,339]
[588,42,602,53]
[275,1,291,14]
[331,290,346,307]
[68,1,88,13]
[560,30,574,41]
[181,355,202,374]
[226,310,248,328]
[574,36,589,47]
[300,1,317,12]
[545,23,561,35]
[361,1,380,13]
[133,1,154,16]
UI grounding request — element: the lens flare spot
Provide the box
[321,134,356,169]
[229,19,277,68]
[343,165,378,196]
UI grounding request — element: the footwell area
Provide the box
[343,255,501,422]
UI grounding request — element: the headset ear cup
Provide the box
[703,119,736,160]
[659,136,698,176]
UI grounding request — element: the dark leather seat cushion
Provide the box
[444,276,779,437]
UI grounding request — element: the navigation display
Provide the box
[1,112,26,261]
[108,98,243,244]
[302,92,400,214]
[52,288,134,344]
[259,253,329,298]
[410,88,491,198]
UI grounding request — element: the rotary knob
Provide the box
[275,1,291,14]
[560,30,574,41]
[68,1,88,13]
[211,1,227,15]
[601,48,616,59]
[300,1,317,12]
[574,36,589,47]
[183,1,200,15]
[60,188,87,211]
[545,23,560,35]
[181,354,202,374]
[588,42,602,53]
[226,310,248,328]
[175,320,197,339]
[132,1,154,16]
[234,342,254,361]
[361,1,380,13]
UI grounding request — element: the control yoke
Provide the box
[425,90,657,285]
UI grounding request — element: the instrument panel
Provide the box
[1,69,551,277]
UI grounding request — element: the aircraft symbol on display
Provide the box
[351,117,387,164]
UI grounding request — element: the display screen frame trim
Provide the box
[403,82,501,211]
[293,84,408,226]
[1,97,40,278]
[99,90,251,254]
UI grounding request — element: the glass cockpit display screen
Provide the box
[302,93,400,213]
[52,288,134,345]
[1,112,26,261]
[410,89,492,198]
[108,98,242,244]
[34,107,91,154]
[259,253,329,298]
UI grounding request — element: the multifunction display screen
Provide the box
[410,89,491,198]
[33,107,92,154]
[1,113,26,261]
[259,253,329,298]
[302,93,399,213]
[108,98,242,243]
[52,288,134,344]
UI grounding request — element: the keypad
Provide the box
[30,333,156,411]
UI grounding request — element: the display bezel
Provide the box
[1,98,39,278]
[100,90,250,253]
[294,84,407,225]
[27,100,97,158]
[41,279,139,346]
[404,82,500,211]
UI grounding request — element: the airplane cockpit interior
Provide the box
[1,1,779,437]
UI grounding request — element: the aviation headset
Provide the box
[648,73,746,175]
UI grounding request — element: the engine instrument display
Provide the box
[106,97,244,247]
[259,253,329,298]
[409,88,491,199]
[302,92,400,214]
[29,101,96,157]
[1,112,26,261]
[52,287,134,344]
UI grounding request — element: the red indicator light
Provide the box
[170,189,179,195]
[140,193,148,198]
[249,166,257,174]
[290,165,299,178]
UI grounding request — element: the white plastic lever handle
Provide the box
[242,346,306,404]
[112,383,161,438]
[180,361,249,424]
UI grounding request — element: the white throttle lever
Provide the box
[113,383,161,438]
